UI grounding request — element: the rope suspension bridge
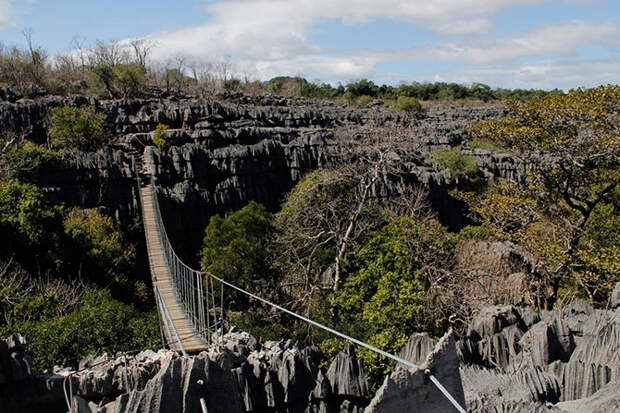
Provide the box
[137,169,467,413]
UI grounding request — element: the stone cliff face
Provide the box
[1,93,515,260]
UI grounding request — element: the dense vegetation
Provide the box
[0,108,159,370]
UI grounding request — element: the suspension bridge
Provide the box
[137,170,466,412]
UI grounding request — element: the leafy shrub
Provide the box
[88,64,116,97]
[48,105,107,151]
[201,201,275,290]
[152,123,168,150]
[1,141,60,182]
[327,216,454,388]
[354,95,374,108]
[469,137,504,152]
[7,288,159,370]
[113,64,147,97]
[0,179,56,246]
[63,208,136,289]
[390,96,423,113]
[430,146,478,178]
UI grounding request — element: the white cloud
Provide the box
[0,0,15,29]
[395,56,620,90]
[202,0,546,35]
[145,0,554,80]
[133,1,618,86]
[421,21,620,64]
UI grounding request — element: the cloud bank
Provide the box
[0,0,15,29]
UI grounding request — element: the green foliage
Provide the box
[457,179,619,306]
[390,96,423,113]
[1,141,60,182]
[345,79,378,98]
[89,64,116,97]
[201,201,275,288]
[48,105,107,151]
[469,137,504,152]
[468,85,620,307]
[431,146,479,179]
[6,288,159,370]
[353,95,374,108]
[226,311,291,342]
[0,179,56,246]
[63,208,136,289]
[153,123,168,150]
[113,64,147,97]
[328,216,454,386]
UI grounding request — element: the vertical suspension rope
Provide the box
[205,275,211,342]
[220,282,224,339]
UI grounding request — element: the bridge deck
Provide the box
[140,183,208,353]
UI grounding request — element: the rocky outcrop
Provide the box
[459,284,620,412]
[2,282,619,412]
[365,330,465,413]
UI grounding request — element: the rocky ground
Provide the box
[1,282,617,412]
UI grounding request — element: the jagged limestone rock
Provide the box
[365,330,465,413]
[611,282,620,309]
[556,381,620,412]
[326,345,369,400]
[397,333,436,368]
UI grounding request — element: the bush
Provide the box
[390,96,423,113]
[8,288,159,370]
[469,137,504,152]
[354,95,374,108]
[327,216,454,388]
[201,201,275,289]
[0,179,55,246]
[430,146,478,178]
[1,141,59,182]
[63,208,136,289]
[152,123,168,150]
[48,105,107,151]
[113,64,147,97]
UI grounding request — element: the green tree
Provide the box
[0,179,55,246]
[113,64,147,97]
[48,105,107,151]
[201,201,275,289]
[1,140,59,182]
[469,85,619,308]
[390,96,423,113]
[63,208,136,290]
[152,123,168,150]
[327,216,454,386]
[430,146,479,180]
[90,64,116,97]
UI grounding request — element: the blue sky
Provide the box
[1,0,618,90]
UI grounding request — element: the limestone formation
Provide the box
[365,330,465,413]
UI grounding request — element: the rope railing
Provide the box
[147,180,223,344]
[145,180,466,413]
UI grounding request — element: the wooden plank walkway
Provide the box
[140,182,208,353]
